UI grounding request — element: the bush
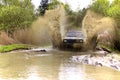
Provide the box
[90,0,110,16]
[64,4,87,28]
[0,5,34,35]
[90,0,120,22]
[47,0,60,10]
[107,0,120,27]
[0,44,30,53]
[0,0,35,35]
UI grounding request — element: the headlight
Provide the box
[63,39,67,42]
[79,39,83,42]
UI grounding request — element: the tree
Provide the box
[111,0,120,6]
[64,4,73,15]
[0,0,35,36]
[107,0,120,27]
[47,0,60,9]
[39,0,48,15]
[90,0,110,16]
[38,0,60,15]
[74,8,87,27]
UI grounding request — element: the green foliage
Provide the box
[0,0,35,35]
[39,0,48,15]
[38,0,60,16]
[107,0,120,27]
[0,6,34,34]
[107,5,120,18]
[90,0,120,20]
[64,3,87,27]
[111,0,120,6]
[0,44,29,53]
[107,5,120,27]
[64,4,73,15]
[1,0,34,8]
[74,9,87,27]
[47,0,60,10]
[90,0,110,16]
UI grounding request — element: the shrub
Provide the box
[90,0,110,16]
[0,5,34,35]
[0,44,29,53]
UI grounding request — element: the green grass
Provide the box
[0,44,30,53]
[100,44,114,51]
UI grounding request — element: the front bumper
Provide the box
[63,39,84,44]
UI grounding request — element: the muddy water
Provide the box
[0,50,120,80]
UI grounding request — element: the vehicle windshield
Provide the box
[66,31,84,37]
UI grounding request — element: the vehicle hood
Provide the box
[64,37,84,40]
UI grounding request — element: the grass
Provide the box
[100,44,114,52]
[0,44,30,53]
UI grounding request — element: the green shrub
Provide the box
[0,44,30,53]
[0,5,34,35]
[90,0,110,16]
[47,0,60,10]
[107,0,120,27]
[0,0,35,35]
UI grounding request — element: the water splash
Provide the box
[82,10,117,50]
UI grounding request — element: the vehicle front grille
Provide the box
[67,39,76,43]
[63,39,84,43]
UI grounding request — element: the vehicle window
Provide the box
[66,31,84,37]
[66,32,76,37]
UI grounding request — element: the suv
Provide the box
[63,31,85,47]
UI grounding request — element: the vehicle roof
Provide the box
[67,30,82,32]
[66,31,83,34]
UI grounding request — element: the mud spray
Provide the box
[11,5,67,48]
[0,8,117,51]
[12,5,80,49]
[82,10,117,50]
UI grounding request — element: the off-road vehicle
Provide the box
[63,31,86,48]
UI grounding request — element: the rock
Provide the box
[101,47,111,53]
[40,49,46,52]
[71,53,120,71]
[111,65,118,69]
[32,49,47,52]
[95,62,103,66]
